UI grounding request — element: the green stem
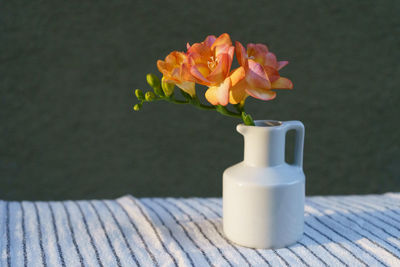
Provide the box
[138,74,256,125]
[139,90,252,123]
[169,99,189,104]
[198,104,215,110]
[215,105,242,118]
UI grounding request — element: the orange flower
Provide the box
[187,33,236,106]
[157,51,195,96]
[229,41,293,104]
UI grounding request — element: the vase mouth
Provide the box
[245,120,282,127]
[236,120,284,135]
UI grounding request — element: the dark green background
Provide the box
[1,1,399,200]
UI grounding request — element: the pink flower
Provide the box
[229,41,293,104]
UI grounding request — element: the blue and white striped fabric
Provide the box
[1,193,400,266]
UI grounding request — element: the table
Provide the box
[1,193,399,266]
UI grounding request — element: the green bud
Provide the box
[135,89,144,100]
[146,73,161,88]
[133,104,141,111]
[145,91,156,101]
[146,74,164,96]
[161,78,175,97]
[153,86,164,97]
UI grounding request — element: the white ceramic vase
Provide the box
[223,120,305,249]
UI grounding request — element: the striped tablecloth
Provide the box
[1,193,400,267]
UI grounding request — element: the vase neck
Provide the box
[237,121,286,167]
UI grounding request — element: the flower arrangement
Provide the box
[133,33,293,125]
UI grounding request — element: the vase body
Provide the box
[223,120,305,249]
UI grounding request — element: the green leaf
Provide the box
[242,111,255,126]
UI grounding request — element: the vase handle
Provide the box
[283,121,305,168]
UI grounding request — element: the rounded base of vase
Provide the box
[224,229,304,249]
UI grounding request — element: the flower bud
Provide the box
[133,104,141,111]
[135,89,144,100]
[154,86,164,97]
[161,77,175,97]
[146,74,164,96]
[145,91,156,101]
[146,73,160,88]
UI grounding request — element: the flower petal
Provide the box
[190,66,211,85]
[277,61,289,70]
[162,77,177,84]
[271,77,293,89]
[157,60,170,75]
[247,43,269,55]
[211,33,232,50]
[180,63,193,81]
[229,66,246,86]
[193,63,210,77]
[217,77,231,106]
[263,66,280,83]
[176,81,196,96]
[247,43,269,65]
[207,53,230,84]
[246,60,271,89]
[227,46,235,69]
[205,77,231,106]
[264,52,277,68]
[214,44,234,59]
[204,35,217,47]
[165,54,177,65]
[204,87,219,106]
[187,43,212,63]
[246,88,276,101]
[229,79,247,104]
[235,41,248,68]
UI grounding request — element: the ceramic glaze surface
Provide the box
[223,120,305,249]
